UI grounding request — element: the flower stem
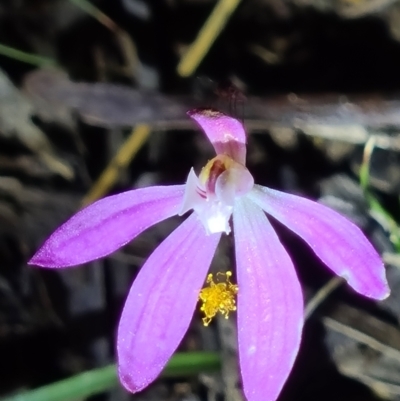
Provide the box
[1,352,221,401]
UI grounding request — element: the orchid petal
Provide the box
[233,197,303,401]
[29,185,185,267]
[118,214,220,392]
[188,109,247,164]
[249,185,389,300]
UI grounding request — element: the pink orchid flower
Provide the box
[29,109,390,401]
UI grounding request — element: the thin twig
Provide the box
[304,276,344,319]
[81,124,151,206]
[177,0,242,77]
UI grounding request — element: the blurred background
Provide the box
[1,0,400,400]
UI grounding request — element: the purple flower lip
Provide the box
[29,108,390,401]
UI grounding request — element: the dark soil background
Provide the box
[1,0,400,400]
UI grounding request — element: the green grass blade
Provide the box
[1,352,221,401]
[0,44,56,66]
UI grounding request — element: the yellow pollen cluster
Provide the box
[199,271,238,326]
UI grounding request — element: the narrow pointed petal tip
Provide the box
[29,185,185,268]
[233,198,303,401]
[249,185,390,301]
[188,108,247,164]
[117,214,221,392]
